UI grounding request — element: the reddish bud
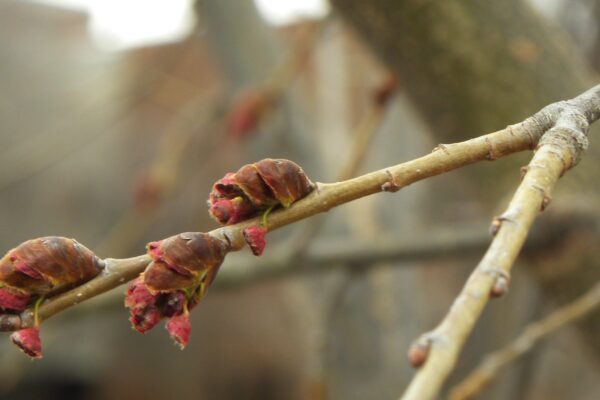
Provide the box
[125,277,163,333]
[0,237,102,296]
[133,172,165,211]
[125,277,192,334]
[208,159,314,226]
[490,275,510,298]
[243,226,267,256]
[0,287,30,312]
[209,197,256,225]
[129,306,162,334]
[232,164,275,207]
[143,261,197,294]
[212,173,243,198]
[372,73,398,107]
[166,313,191,349]
[147,241,164,260]
[407,338,431,368]
[143,233,229,293]
[13,258,43,280]
[125,277,158,310]
[226,89,272,138]
[11,327,42,359]
[128,232,230,346]
[254,159,313,208]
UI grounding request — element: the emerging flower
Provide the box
[0,287,30,312]
[166,313,191,349]
[11,327,42,359]
[226,89,274,138]
[0,237,103,359]
[208,159,314,225]
[0,237,102,296]
[125,232,230,348]
[243,226,267,256]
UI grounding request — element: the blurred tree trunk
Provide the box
[331,0,600,371]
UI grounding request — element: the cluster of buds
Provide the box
[125,232,229,348]
[226,88,276,139]
[208,158,314,256]
[208,158,314,225]
[0,237,103,358]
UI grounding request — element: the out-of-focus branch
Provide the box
[224,20,326,138]
[400,86,599,400]
[448,280,600,400]
[286,72,396,257]
[95,91,225,257]
[97,21,329,257]
[1,84,599,334]
[0,52,184,191]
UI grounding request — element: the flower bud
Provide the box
[133,171,166,211]
[243,226,267,256]
[372,73,398,107]
[0,287,30,312]
[125,277,162,333]
[166,313,191,349]
[11,327,42,359]
[126,232,230,346]
[226,89,273,138]
[143,232,229,293]
[0,237,102,297]
[209,197,256,225]
[209,159,314,225]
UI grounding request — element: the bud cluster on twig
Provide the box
[0,237,103,358]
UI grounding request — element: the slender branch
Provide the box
[2,84,599,334]
[285,72,394,258]
[400,85,599,400]
[448,281,600,400]
[0,53,185,191]
[263,18,329,96]
[12,214,592,326]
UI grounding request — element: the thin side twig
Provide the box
[448,281,600,400]
[285,72,394,258]
[400,85,600,400]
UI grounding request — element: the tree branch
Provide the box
[448,280,600,400]
[400,85,599,400]
[1,84,599,337]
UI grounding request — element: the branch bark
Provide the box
[448,281,600,400]
[331,0,600,360]
[400,86,598,400]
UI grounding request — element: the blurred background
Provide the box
[0,0,600,399]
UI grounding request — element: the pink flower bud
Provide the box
[226,90,271,139]
[11,327,42,359]
[209,197,256,225]
[129,307,162,334]
[125,277,162,333]
[212,173,242,198]
[0,287,30,312]
[166,313,191,349]
[243,226,267,256]
[13,258,43,280]
[133,172,165,211]
[125,277,157,310]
